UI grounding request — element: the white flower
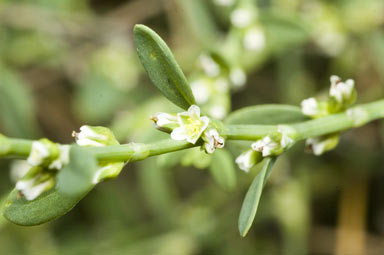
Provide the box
[251,136,279,157]
[301,97,320,117]
[214,78,230,93]
[329,75,355,103]
[16,176,54,201]
[199,54,220,77]
[27,141,50,166]
[75,126,107,146]
[236,149,260,172]
[231,8,255,28]
[306,135,339,156]
[191,79,211,104]
[10,160,31,183]
[209,105,227,120]
[214,0,235,6]
[202,129,225,154]
[151,112,179,129]
[74,125,119,146]
[278,126,295,149]
[92,162,125,184]
[171,105,210,144]
[49,145,70,170]
[243,27,265,51]
[230,68,247,88]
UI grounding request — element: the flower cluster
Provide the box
[152,105,225,154]
[73,125,124,184]
[235,126,295,172]
[14,139,70,200]
[190,53,246,120]
[300,75,357,155]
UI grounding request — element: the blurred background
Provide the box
[1,0,384,254]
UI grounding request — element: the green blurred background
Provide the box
[1,0,384,254]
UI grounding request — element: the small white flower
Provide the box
[49,145,70,170]
[230,68,247,88]
[199,54,220,77]
[152,112,179,129]
[92,162,124,184]
[301,97,320,117]
[213,0,235,6]
[74,125,119,147]
[231,8,255,28]
[27,141,50,166]
[171,105,210,144]
[306,135,339,156]
[329,75,355,103]
[251,136,279,157]
[75,126,108,147]
[209,105,227,120]
[236,149,260,172]
[10,160,31,183]
[202,129,225,154]
[214,78,230,93]
[191,79,211,104]
[278,126,295,149]
[16,177,53,201]
[243,27,265,51]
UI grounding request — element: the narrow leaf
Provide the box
[209,149,236,191]
[225,104,308,125]
[2,187,92,226]
[133,24,196,109]
[57,145,98,196]
[238,157,276,237]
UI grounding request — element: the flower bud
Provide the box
[92,162,125,184]
[329,75,356,106]
[236,149,262,172]
[16,167,55,200]
[74,125,119,146]
[202,129,225,154]
[27,139,59,167]
[306,134,339,156]
[151,112,179,131]
[251,136,282,157]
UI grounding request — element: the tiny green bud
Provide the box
[251,136,282,157]
[92,162,125,184]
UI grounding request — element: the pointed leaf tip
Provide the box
[238,157,276,237]
[133,24,196,110]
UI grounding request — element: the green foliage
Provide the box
[225,105,308,125]
[133,24,196,110]
[238,157,276,237]
[3,188,91,226]
[57,146,98,197]
[209,149,236,191]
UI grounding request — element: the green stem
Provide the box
[1,100,384,162]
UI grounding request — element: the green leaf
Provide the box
[133,24,196,109]
[209,149,236,191]
[2,187,92,226]
[0,65,40,138]
[238,157,276,237]
[57,145,98,196]
[225,104,308,125]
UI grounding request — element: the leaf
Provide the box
[225,104,308,125]
[2,187,93,226]
[2,146,98,226]
[0,65,40,138]
[238,157,276,237]
[133,24,196,110]
[209,149,236,191]
[57,145,98,197]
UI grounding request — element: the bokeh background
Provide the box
[1,0,384,254]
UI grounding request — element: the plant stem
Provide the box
[1,99,384,162]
